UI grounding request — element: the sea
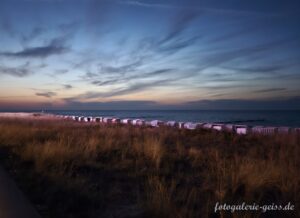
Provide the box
[3,110,299,127]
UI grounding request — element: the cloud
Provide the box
[46,69,69,78]
[141,68,173,77]
[1,46,67,58]
[91,79,120,86]
[123,5,200,56]
[56,69,69,75]
[83,80,169,99]
[158,36,200,54]
[100,80,170,97]
[0,62,32,77]
[120,1,178,10]
[36,91,57,98]
[253,88,287,93]
[120,1,281,17]
[75,77,175,100]
[159,9,199,45]
[61,99,161,110]
[63,84,73,90]
[0,34,70,58]
[76,6,200,84]
[224,65,285,74]
[38,63,48,69]
[2,96,300,111]
[59,96,300,110]
[90,68,173,86]
[197,37,298,72]
[100,60,143,75]
[1,43,67,59]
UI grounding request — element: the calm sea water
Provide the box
[2,110,299,127]
[35,110,300,127]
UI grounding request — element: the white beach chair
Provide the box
[150,120,164,127]
[212,124,224,131]
[136,119,145,126]
[177,122,185,129]
[103,117,113,123]
[132,119,140,125]
[121,119,132,124]
[235,125,249,135]
[183,122,198,130]
[166,121,177,127]
[112,118,121,124]
[202,123,213,129]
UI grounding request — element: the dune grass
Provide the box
[0,117,299,218]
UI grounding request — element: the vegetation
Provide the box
[0,117,299,218]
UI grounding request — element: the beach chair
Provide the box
[277,127,290,134]
[121,119,132,124]
[202,123,213,129]
[166,121,178,127]
[78,116,85,122]
[136,119,145,126]
[212,124,224,131]
[150,120,164,127]
[178,122,185,129]
[262,127,277,134]
[183,122,198,130]
[251,126,264,134]
[224,124,234,132]
[195,123,205,129]
[83,117,92,122]
[235,125,249,135]
[112,118,121,124]
[132,119,141,125]
[93,117,102,122]
[103,117,113,123]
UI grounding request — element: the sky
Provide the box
[0,0,300,110]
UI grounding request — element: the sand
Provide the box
[0,166,41,218]
[0,112,57,120]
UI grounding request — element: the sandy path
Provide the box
[0,165,41,218]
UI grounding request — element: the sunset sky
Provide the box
[0,0,300,110]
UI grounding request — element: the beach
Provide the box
[0,113,299,217]
[0,112,57,119]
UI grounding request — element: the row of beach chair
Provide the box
[56,115,299,135]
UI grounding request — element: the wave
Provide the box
[221,119,266,124]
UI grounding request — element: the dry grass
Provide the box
[0,118,299,218]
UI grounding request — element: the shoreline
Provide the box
[0,112,60,121]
